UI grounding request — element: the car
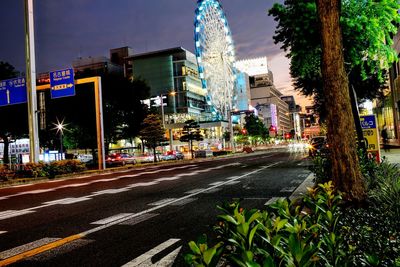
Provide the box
[105,153,126,167]
[308,136,328,157]
[119,153,137,165]
[161,151,184,161]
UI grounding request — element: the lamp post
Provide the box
[52,118,67,160]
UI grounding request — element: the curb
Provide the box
[289,173,315,201]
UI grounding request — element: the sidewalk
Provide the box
[380,147,400,165]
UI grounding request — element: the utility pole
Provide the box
[24,0,40,163]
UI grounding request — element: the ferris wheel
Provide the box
[194,0,236,119]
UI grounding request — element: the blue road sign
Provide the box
[0,77,27,107]
[50,68,75,99]
[360,115,376,129]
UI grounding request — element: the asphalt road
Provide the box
[0,148,311,266]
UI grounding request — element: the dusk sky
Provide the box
[0,0,311,106]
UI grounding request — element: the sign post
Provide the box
[24,0,40,163]
[360,115,381,162]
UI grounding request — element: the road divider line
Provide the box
[0,235,82,266]
[0,231,7,235]
[0,161,282,265]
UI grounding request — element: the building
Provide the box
[125,47,234,151]
[281,95,302,139]
[235,57,290,135]
[125,47,207,123]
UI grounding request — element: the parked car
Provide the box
[161,151,184,161]
[105,153,126,167]
[308,136,328,157]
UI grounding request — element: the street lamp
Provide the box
[52,118,68,159]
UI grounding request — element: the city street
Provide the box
[0,149,310,266]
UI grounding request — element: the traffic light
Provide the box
[241,128,247,135]
[285,133,290,139]
[269,125,276,132]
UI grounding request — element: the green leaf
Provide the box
[188,241,201,255]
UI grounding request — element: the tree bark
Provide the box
[316,0,366,202]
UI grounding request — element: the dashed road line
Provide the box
[119,213,159,226]
[43,197,91,205]
[91,213,134,225]
[0,162,282,266]
[148,198,177,206]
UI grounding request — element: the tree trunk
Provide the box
[316,0,366,202]
[1,135,10,164]
[153,146,157,163]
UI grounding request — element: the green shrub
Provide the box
[365,159,400,218]
[340,206,400,266]
[16,160,86,179]
[0,165,13,181]
[185,182,352,266]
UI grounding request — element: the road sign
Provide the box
[50,68,75,99]
[0,77,27,107]
[360,115,380,162]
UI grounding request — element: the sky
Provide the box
[0,0,311,107]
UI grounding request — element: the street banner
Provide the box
[360,115,380,162]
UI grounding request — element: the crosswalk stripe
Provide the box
[121,239,180,267]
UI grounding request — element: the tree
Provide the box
[0,62,27,164]
[269,0,399,119]
[269,0,399,202]
[316,0,366,202]
[180,120,204,159]
[139,114,166,162]
[244,114,268,145]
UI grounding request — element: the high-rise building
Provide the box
[124,47,207,123]
[235,57,290,135]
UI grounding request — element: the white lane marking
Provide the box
[127,181,159,188]
[43,197,91,205]
[91,213,134,225]
[0,238,60,260]
[209,181,224,186]
[121,238,180,267]
[225,176,240,180]
[155,177,181,182]
[290,179,303,184]
[20,189,55,194]
[0,197,8,200]
[297,173,309,178]
[90,188,130,196]
[280,187,297,193]
[148,198,177,206]
[156,245,182,266]
[0,165,197,199]
[170,198,197,206]
[226,180,241,185]
[80,162,282,237]
[203,188,221,194]
[184,188,205,194]
[119,213,159,226]
[0,231,7,235]
[0,210,36,221]
[265,197,286,206]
